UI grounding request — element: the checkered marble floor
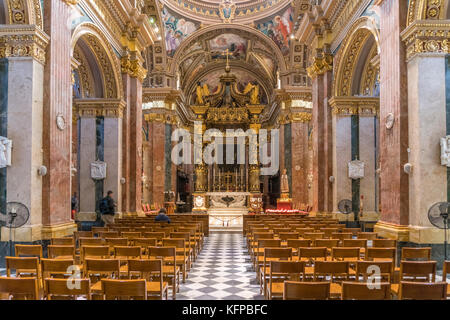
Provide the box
[176,233,264,300]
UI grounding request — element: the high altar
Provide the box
[190,61,265,231]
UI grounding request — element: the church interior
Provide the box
[0,0,449,301]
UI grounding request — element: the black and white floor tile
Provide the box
[176,233,264,300]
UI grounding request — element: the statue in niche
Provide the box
[440,136,450,167]
[243,81,260,105]
[91,161,107,180]
[0,137,12,169]
[281,168,289,194]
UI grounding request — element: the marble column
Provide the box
[407,54,447,244]
[312,70,333,214]
[142,140,152,205]
[104,117,123,213]
[1,56,45,242]
[121,74,131,213]
[78,118,96,218]
[332,115,352,220]
[41,0,77,238]
[128,77,143,214]
[359,116,378,221]
[374,0,409,238]
[291,119,310,208]
[148,118,166,207]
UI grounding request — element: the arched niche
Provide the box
[71,23,123,100]
[333,17,380,98]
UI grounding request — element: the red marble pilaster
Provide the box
[121,73,131,213]
[323,71,334,213]
[312,74,325,213]
[42,0,72,226]
[128,77,143,213]
[151,120,166,207]
[378,0,409,225]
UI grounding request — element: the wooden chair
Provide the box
[99,231,120,239]
[85,259,121,298]
[104,238,128,255]
[45,278,91,300]
[279,232,300,240]
[401,247,432,261]
[163,238,189,282]
[114,246,141,271]
[92,227,109,236]
[331,247,360,262]
[341,281,390,300]
[51,238,74,246]
[143,232,165,243]
[399,281,447,300]
[357,232,377,240]
[342,228,361,236]
[260,247,293,296]
[47,245,75,260]
[332,233,353,244]
[81,246,110,262]
[372,239,397,248]
[313,239,339,252]
[303,232,324,241]
[148,247,179,299]
[170,232,195,263]
[127,259,169,300]
[79,237,103,247]
[0,277,39,300]
[6,257,40,279]
[41,259,76,284]
[365,247,396,269]
[101,279,147,300]
[254,239,282,270]
[283,281,330,300]
[286,239,310,255]
[313,261,350,298]
[15,244,43,259]
[74,231,93,246]
[322,228,339,239]
[442,260,450,297]
[355,260,393,283]
[391,261,437,296]
[134,238,157,255]
[267,261,305,300]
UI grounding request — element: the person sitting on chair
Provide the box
[154,208,171,223]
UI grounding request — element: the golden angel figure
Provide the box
[196,82,205,105]
[243,82,260,105]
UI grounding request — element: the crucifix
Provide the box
[222,48,232,69]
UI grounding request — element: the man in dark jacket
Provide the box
[155,208,171,223]
[100,191,116,226]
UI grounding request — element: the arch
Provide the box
[333,17,380,98]
[184,61,273,105]
[407,0,447,26]
[168,23,288,75]
[71,22,123,100]
[0,1,7,24]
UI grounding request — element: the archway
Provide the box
[330,17,381,223]
[70,23,124,221]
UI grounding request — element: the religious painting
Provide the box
[256,6,294,55]
[209,34,247,60]
[162,7,198,57]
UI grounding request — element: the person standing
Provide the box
[71,192,78,220]
[100,191,116,226]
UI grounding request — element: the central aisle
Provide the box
[177,233,264,300]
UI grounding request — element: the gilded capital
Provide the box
[306,53,333,79]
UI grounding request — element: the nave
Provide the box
[177,233,263,300]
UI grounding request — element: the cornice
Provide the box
[401,20,450,61]
[73,98,126,118]
[329,96,380,116]
[0,25,49,65]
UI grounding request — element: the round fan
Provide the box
[338,199,353,227]
[428,202,449,260]
[338,199,353,214]
[0,202,30,256]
